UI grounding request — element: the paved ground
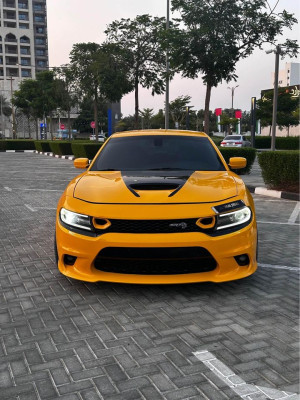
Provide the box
[0,153,299,400]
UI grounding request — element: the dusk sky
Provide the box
[47,0,299,116]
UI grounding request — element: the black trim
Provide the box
[59,219,98,237]
[72,195,237,205]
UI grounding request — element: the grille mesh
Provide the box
[94,247,217,275]
[94,219,213,234]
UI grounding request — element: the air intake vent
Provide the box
[130,183,179,191]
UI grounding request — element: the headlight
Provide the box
[60,208,92,231]
[215,206,251,230]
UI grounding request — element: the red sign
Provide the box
[60,124,65,130]
[215,108,222,116]
[90,121,95,129]
[235,110,242,119]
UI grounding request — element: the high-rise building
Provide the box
[0,0,48,93]
[272,62,300,88]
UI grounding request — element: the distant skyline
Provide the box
[47,0,300,116]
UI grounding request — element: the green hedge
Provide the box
[71,143,103,159]
[219,147,256,174]
[49,141,73,155]
[0,140,7,151]
[211,137,223,146]
[258,151,299,191]
[1,139,35,150]
[245,136,299,150]
[34,141,52,152]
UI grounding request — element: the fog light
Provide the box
[234,254,249,266]
[64,255,77,266]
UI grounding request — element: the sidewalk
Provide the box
[243,157,299,201]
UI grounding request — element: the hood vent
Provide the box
[130,183,179,191]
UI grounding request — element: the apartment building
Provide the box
[0,0,48,94]
[272,62,300,88]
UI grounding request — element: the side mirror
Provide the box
[228,157,247,169]
[74,158,89,169]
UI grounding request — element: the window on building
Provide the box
[36,26,44,33]
[20,47,30,55]
[34,15,44,22]
[20,35,30,44]
[19,23,29,29]
[20,57,30,65]
[5,33,17,42]
[18,2,28,9]
[36,49,45,56]
[3,0,16,7]
[0,57,3,64]
[35,38,45,45]
[19,13,29,20]
[4,22,17,27]
[21,69,31,77]
[37,60,46,67]
[33,4,43,11]
[4,11,16,19]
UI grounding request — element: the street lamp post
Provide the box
[227,85,239,110]
[165,0,170,130]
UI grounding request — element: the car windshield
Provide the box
[90,135,226,171]
[224,135,242,140]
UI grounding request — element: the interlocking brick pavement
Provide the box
[0,153,299,399]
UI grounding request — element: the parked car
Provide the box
[220,135,251,147]
[55,130,257,284]
[89,134,106,142]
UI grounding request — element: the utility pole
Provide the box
[165,0,170,130]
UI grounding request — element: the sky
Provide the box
[47,0,300,116]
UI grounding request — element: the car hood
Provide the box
[73,170,238,204]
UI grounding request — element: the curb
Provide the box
[33,150,74,160]
[247,185,299,201]
[1,150,35,153]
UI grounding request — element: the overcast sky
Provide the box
[47,0,299,116]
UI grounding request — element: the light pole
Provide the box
[165,0,170,130]
[266,45,281,151]
[227,85,239,110]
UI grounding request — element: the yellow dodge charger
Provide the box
[55,130,257,284]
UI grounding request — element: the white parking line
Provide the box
[257,220,300,226]
[25,204,37,212]
[8,188,62,192]
[258,263,299,272]
[194,350,299,399]
[288,202,300,224]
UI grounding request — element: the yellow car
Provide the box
[55,130,257,284]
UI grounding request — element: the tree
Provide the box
[169,95,192,129]
[105,15,167,129]
[168,0,299,134]
[69,42,132,140]
[53,65,78,140]
[220,112,239,135]
[257,88,299,136]
[139,108,154,129]
[13,71,59,139]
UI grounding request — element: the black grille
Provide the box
[94,219,213,234]
[94,247,217,275]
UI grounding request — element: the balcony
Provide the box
[18,2,28,9]
[3,0,16,8]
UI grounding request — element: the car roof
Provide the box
[110,129,209,138]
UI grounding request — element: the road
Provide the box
[0,153,299,400]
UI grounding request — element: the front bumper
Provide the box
[56,217,257,284]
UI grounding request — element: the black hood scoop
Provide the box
[122,170,193,198]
